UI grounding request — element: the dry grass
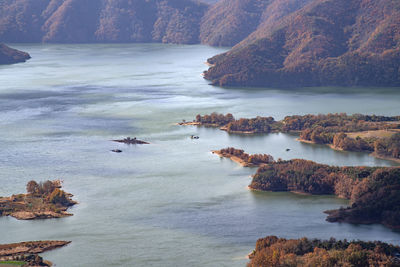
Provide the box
[347,129,399,139]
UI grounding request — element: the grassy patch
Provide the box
[0,261,26,266]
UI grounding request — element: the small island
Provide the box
[0,44,31,65]
[248,236,400,267]
[112,137,149,144]
[0,180,77,220]
[0,240,70,266]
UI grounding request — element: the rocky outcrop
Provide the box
[112,137,149,144]
[0,240,70,266]
[0,241,71,257]
[0,43,30,64]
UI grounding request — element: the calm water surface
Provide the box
[0,44,400,266]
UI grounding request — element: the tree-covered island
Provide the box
[0,180,77,220]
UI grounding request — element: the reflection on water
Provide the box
[0,44,400,266]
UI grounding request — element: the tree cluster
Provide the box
[226,116,281,133]
[326,168,400,228]
[284,113,400,133]
[219,147,274,165]
[26,180,57,196]
[248,236,400,267]
[195,112,234,126]
[374,133,400,159]
[332,133,373,152]
[26,180,73,206]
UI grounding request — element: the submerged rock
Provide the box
[112,137,149,144]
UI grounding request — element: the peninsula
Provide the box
[0,44,30,65]
[180,113,400,162]
[250,157,400,229]
[0,240,70,266]
[180,113,281,134]
[248,236,400,267]
[213,147,400,229]
[212,148,274,167]
[0,180,77,220]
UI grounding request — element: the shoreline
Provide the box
[0,240,71,266]
[204,61,215,67]
[296,138,400,164]
[323,209,398,228]
[177,121,222,127]
[176,121,201,126]
[247,186,312,196]
[370,152,400,164]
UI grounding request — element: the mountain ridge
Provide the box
[0,0,208,44]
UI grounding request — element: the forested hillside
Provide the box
[0,0,207,44]
[200,0,312,47]
[204,0,400,87]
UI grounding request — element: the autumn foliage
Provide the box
[248,236,400,267]
[0,180,76,220]
[204,0,400,87]
[250,158,400,228]
[219,147,274,165]
[195,112,235,126]
[193,113,400,158]
[283,113,400,158]
[25,180,74,207]
[195,113,282,133]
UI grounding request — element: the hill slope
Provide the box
[0,43,30,64]
[200,0,313,47]
[204,0,400,87]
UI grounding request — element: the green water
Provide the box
[0,44,399,266]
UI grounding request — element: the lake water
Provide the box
[1,44,400,266]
